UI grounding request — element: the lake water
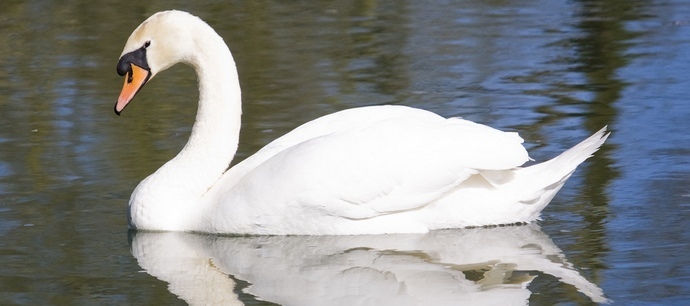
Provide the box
[1,0,688,305]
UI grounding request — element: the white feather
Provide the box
[120,10,609,235]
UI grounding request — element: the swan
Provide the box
[115,10,609,235]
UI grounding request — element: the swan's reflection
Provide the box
[130,224,609,305]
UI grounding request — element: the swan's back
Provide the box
[217,105,526,190]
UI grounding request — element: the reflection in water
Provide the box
[130,224,609,305]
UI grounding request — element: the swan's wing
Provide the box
[218,105,442,190]
[233,112,529,220]
[227,106,439,174]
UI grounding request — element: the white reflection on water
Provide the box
[131,224,608,305]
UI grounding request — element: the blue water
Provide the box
[0,0,688,305]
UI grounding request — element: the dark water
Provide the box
[1,0,688,305]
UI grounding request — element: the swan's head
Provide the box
[115,10,208,115]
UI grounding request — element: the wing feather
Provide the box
[224,106,529,220]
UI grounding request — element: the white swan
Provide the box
[115,10,609,235]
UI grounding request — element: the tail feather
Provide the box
[445,127,609,226]
[545,126,609,172]
[511,127,609,218]
[518,126,609,185]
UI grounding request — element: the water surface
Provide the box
[0,0,688,305]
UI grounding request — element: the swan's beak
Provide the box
[115,64,151,115]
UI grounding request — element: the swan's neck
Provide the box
[129,32,241,230]
[177,44,242,180]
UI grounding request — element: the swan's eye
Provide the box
[144,41,151,48]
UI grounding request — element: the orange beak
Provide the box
[115,64,150,115]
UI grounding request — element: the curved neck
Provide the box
[161,35,242,197]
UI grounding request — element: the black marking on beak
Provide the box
[117,46,150,78]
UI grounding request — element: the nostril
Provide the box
[117,47,149,76]
[117,59,130,76]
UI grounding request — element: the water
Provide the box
[0,0,688,304]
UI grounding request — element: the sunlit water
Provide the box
[0,0,688,305]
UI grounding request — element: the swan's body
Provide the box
[116,10,609,235]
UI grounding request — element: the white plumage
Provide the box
[116,10,609,235]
